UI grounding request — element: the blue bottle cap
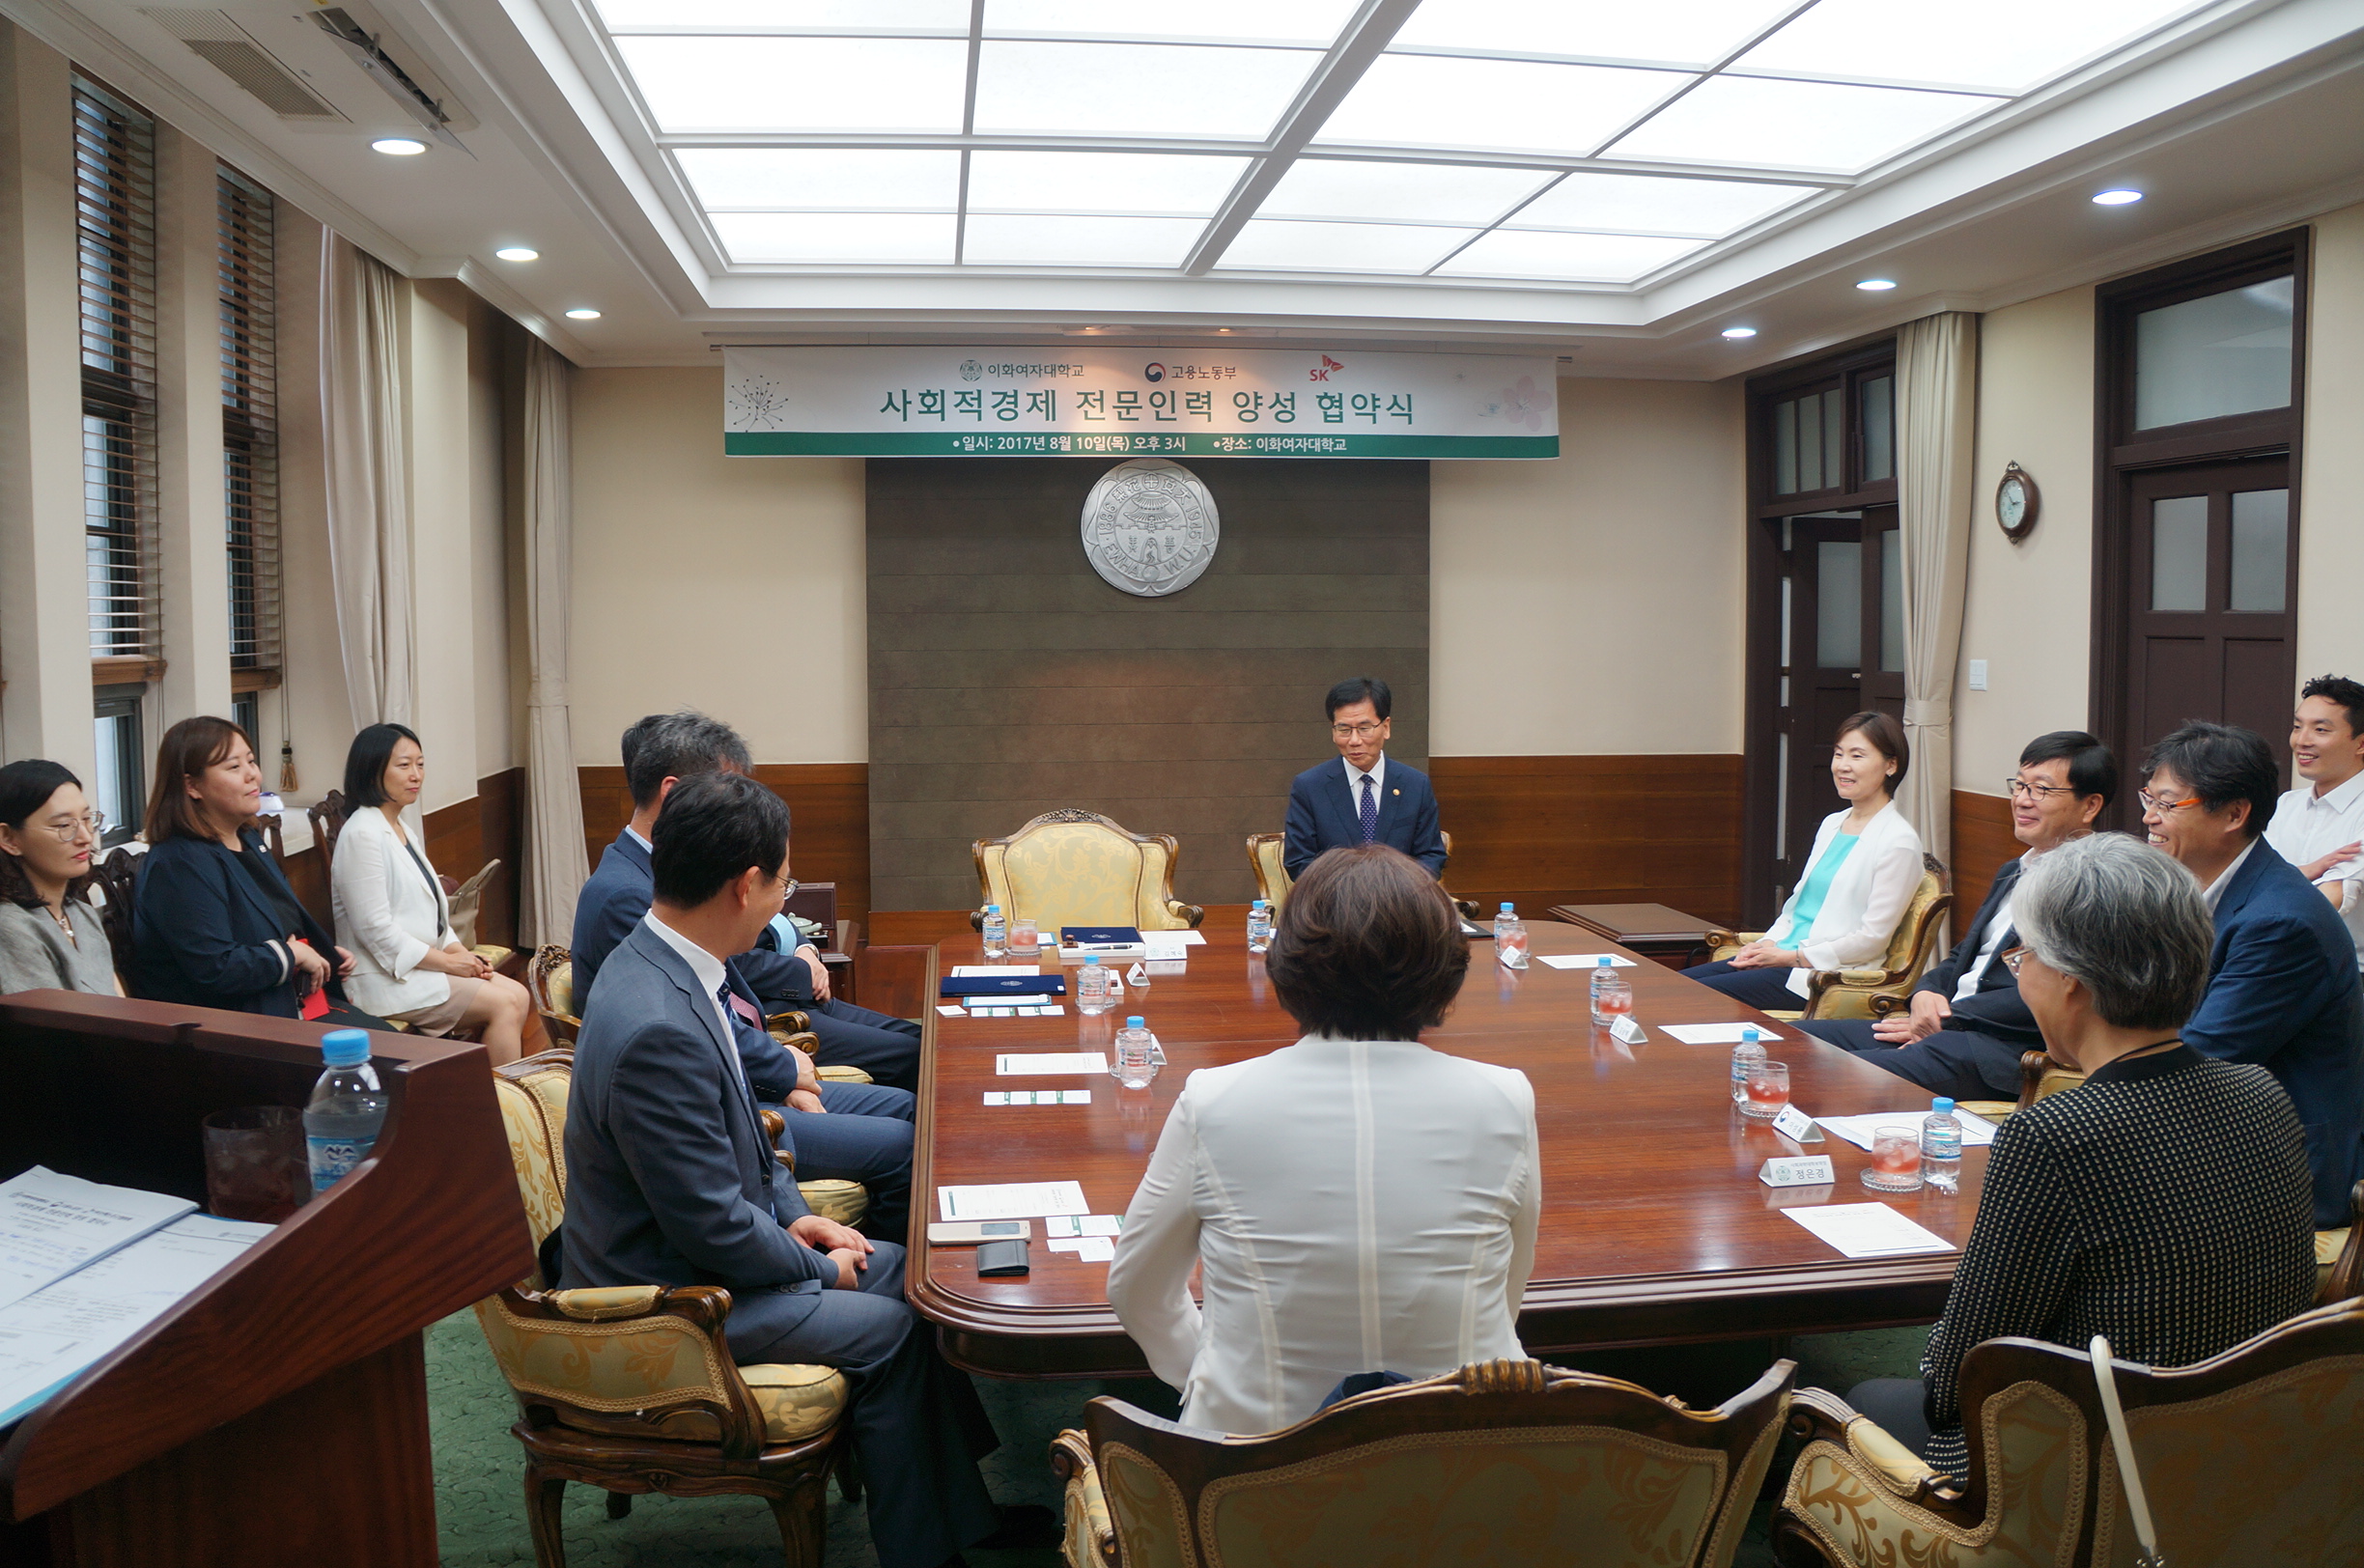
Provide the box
[1084,954,1100,965]
[986,904,1000,913]
[1933,1098,1956,1113]
[1500,902,1514,913]
[1596,956,1613,966]
[1126,1016,1144,1029]
[1741,1025,1759,1043]
[322,1028,370,1067]
[1251,899,1265,910]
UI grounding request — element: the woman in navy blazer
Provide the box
[129,716,375,1023]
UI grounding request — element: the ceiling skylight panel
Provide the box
[1316,56,1689,155]
[1604,76,2002,172]
[973,42,1318,139]
[1258,160,1551,225]
[983,0,1359,45]
[1434,229,1706,281]
[967,153,1249,215]
[1509,171,1818,236]
[598,1,968,27]
[1389,0,1804,69]
[963,215,1207,266]
[712,211,956,263]
[676,149,961,210]
[614,37,966,132]
[1734,0,2201,94]
[1215,219,1478,273]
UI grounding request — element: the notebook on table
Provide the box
[940,973,1069,998]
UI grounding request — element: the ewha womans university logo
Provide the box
[1080,459,1220,599]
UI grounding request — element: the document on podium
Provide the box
[0,1167,197,1315]
[0,1214,272,1426]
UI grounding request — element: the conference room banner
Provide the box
[723,347,1558,459]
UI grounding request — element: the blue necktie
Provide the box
[1358,772,1377,843]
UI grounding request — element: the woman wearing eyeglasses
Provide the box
[0,760,121,995]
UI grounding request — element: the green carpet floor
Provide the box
[427,1311,1926,1566]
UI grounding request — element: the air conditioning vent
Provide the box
[140,8,347,122]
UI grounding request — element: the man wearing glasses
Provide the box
[2141,720,2364,1228]
[1283,677,1447,880]
[1803,731,2114,1101]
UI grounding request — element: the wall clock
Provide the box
[1996,462,2040,543]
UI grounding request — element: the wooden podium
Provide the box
[0,992,533,1566]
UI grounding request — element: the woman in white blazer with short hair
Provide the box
[330,723,530,1063]
[1684,712,1926,1012]
[1108,845,1540,1436]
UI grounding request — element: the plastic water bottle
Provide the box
[1076,954,1113,1015]
[981,903,1007,958]
[1494,903,1529,968]
[1246,899,1273,954]
[1113,1016,1159,1089]
[1731,1026,1765,1106]
[1590,956,1617,1023]
[1922,1098,1962,1193]
[305,1028,386,1195]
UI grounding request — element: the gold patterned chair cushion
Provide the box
[557,1360,851,1446]
[796,1178,869,1228]
[1196,1427,1728,1568]
[816,1063,874,1085]
[1249,834,1290,913]
[982,817,1195,932]
[492,1077,565,1259]
[1782,1381,2088,1567]
[1100,1445,1196,1568]
[2090,1354,2364,1567]
[544,960,574,1019]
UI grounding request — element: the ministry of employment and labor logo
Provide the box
[1081,458,1219,599]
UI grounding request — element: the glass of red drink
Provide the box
[1861,1125,1924,1191]
[1740,1059,1788,1118]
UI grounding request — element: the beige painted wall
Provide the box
[2298,201,2364,686]
[1953,288,2098,796]
[1430,376,1748,756]
[569,367,867,766]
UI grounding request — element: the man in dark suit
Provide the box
[2143,721,2364,1229]
[575,711,922,1090]
[561,771,1048,1568]
[1804,732,2116,1101]
[1282,677,1447,880]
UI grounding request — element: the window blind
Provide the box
[73,76,159,662]
[218,164,279,675]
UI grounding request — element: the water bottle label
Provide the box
[308,1134,373,1191]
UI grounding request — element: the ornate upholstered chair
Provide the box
[1053,1357,1793,1568]
[973,809,1203,934]
[473,1050,860,1567]
[1243,829,1479,918]
[1703,854,1950,1022]
[1775,1292,2364,1567]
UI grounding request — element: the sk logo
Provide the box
[1309,354,1345,382]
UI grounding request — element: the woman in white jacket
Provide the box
[330,724,530,1063]
[1108,845,1540,1436]
[1684,711,1926,1011]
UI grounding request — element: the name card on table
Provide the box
[1760,1156,1836,1188]
[1609,1015,1647,1045]
[1772,1104,1824,1142]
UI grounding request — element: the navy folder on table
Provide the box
[940,974,1068,998]
[1059,927,1145,948]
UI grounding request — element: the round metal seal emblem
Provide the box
[1080,458,1220,598]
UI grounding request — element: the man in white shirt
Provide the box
[1804,731,2114,1100]
[2266,675,2364,970]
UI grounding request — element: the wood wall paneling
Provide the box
[1948,789,2017,924]
[575,763,871,929]
[282,769,526,950]
[866,458,1429,912]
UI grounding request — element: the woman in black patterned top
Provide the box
[1846,832,2317,1477]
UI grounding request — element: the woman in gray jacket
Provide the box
[0,759,119,995]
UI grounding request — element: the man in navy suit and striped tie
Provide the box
[1282,677,1448,880]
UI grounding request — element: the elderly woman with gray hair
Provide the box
[1842,832,2319,1479]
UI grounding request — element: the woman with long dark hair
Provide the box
[0,760,117,994]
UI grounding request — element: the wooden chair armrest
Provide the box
[1172,903,1205,929]
[1832,967,1894,985]
[1867,991,1915,1020]
[1786,1387,1958,1507]
[1049,1429,1117,1568]
[971,907,988,933]
[766,1009,812,1035]
[1703,928,1746,949]
[2322,1179,2364,1304]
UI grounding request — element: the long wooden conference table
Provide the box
[908,910,1988,1379]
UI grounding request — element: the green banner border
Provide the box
[723,432,1558,459]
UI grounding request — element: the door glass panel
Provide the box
[1820,389,1843,490]
[2227,488,2289,613]
[1817,540,1862,668]
[1796,395,1822,491]
[1879,533,1903,672]
[1861,375,1894,483]
[2133,276,2294,430]
[2149,494,2208,611]
[1773,399,1797,494]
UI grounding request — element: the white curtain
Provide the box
[318,231,414,730]
[521,336,587,946]
[1895,311,1981,873]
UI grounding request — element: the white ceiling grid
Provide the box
[591,0,2209,286]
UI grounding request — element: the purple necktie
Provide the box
[1358,772,1378,843]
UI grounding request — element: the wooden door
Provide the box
[2120,457,2296,788]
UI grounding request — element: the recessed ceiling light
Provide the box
[494,246,540,262]
[371,137,428,156]
[564,308,602,321]
[1721,326,1759,340]
[2092,188,2144,206]
[1855,277,1898,291]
